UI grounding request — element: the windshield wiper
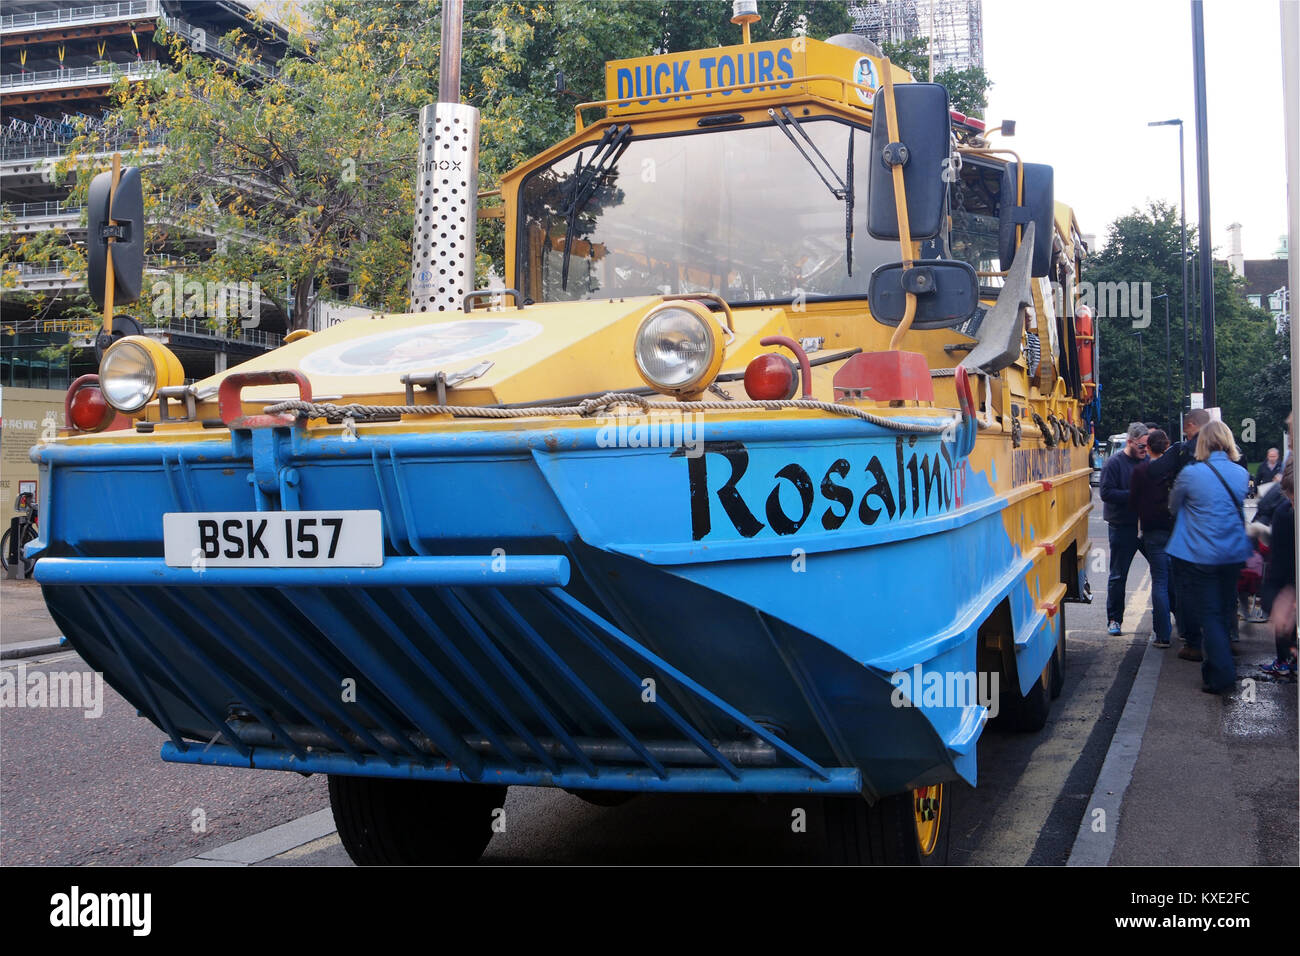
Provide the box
[768,107,855,276]
[560,123,632,290]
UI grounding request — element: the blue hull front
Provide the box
[34,415,1051,798]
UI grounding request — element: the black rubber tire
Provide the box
[822,784,952,865]
[1001,655,1052,732]
[327,775,507,865]
[1050,607,1066,700]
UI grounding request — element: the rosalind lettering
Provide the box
[890,664,1000,718]
[682,437,955,541]
[49,886,151,936]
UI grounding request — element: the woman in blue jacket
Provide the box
[1167,421,1253,694]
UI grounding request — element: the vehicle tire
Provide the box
[822,783,952,865]
[327,774,507,865]
[1049,607,1066,700]
[1001,654,1052,732]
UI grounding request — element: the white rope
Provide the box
[262,391,960,435]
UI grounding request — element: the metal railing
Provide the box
[10,255,189,277]
[0,59,161,90]
[155,315,283,349]
[1,201,83,219]
[11,261,70,276]
[1,0,159,32]
[0,133,164,163]
[162,16,280,79]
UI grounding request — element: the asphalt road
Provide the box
[1,488,1293,865]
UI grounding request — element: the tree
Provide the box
[1244,316,1293,456]
[30,6,428,333]
[933,65,991,117]
[881,35,992,116]
[1085,200,1285,455]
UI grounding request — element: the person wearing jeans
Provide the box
[1099,422,1149,634]
[1166,421,1254,694]
[1129,429,1174,646]
[1148,409,1211,655]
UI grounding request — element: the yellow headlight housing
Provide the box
[633,300,726,398]
[98,335,184,414]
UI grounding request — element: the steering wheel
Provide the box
[794,245,847,286]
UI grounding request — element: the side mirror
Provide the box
[998,162,1053,278]
[868,259,979,328]
[87,166,145,308]
[867,82,951,241]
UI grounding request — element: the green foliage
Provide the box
[933,65,991,117]
[880,35,928,77]
[1085,200,1288,458]
[881,35,992,116]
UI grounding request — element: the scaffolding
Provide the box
[850,0,984,74]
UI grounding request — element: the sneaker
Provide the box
[1178,647,1203,662]
[1153,636,1171,648]
[1248,607,1268,623]
[1108,621,1122,635]
[1260,658,1297,677]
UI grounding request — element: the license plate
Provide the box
[163,511,383,568]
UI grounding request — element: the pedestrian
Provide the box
[1100,421,1148,634]
[1166,420,1253,695]
[1148,408,1211,484]
[1259,459,1297,680]
[1148,408,1212,653]
[1129,429,1174,646]
[1256,447,1283,489]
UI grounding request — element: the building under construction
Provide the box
[850,0,984,74]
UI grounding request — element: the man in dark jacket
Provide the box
[1256,447,1283,488]
[1100,421,1149,634]
[1147,408,1211,485]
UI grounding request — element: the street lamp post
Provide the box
[1191,0,1216,408]
[1154,292,1172,433]
[1132,329,1144,416]
[1148,118,1189,417]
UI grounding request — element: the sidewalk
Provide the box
[0,577,65,657]
[1108,612,1298,865]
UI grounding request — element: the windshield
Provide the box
[949,157,1005,294]
[518,118,900,305]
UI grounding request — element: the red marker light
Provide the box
[743,353,799,401]
[68,382,114,432]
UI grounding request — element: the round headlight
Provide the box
[99,336,183,413]
[633,302,724,397]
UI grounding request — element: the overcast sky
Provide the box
[982,0,1290,260]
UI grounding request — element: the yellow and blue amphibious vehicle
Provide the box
[32,14,1096,865]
